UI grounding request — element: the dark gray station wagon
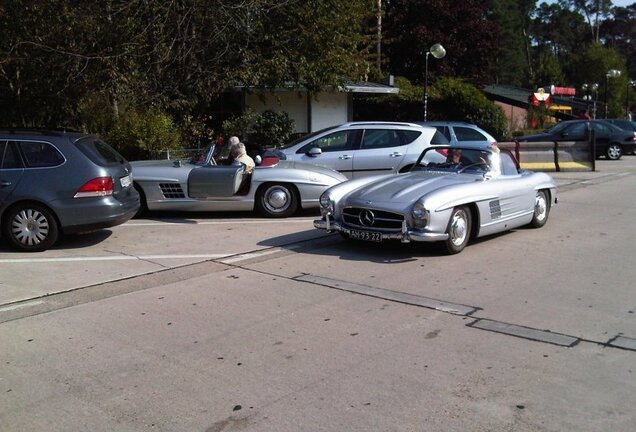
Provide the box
[0,130,139,251]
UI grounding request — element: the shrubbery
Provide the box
[432,77,509,141]
[222,109,295,148]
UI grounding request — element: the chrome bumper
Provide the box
[313,216,448,243]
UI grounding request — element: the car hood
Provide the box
[344,172,475,205]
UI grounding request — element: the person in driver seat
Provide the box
[447,148,468,166]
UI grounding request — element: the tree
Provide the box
[384,0,499,86]
[0,0,373,132]
[431,77,509,140]
[567,43,627,117]
[491,0,535,86]
[565,0,613,43]
[602,4,636,77]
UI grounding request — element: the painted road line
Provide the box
[0,254,232,264]
[0,299,45,312]
[125,219,316,227]
[521,161,592,170]
[219,248,291,264]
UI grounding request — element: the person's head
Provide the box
[228,136,240,146]
[449,148,462,162]
[229,141,246,158]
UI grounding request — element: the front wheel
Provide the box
[529,190,550,228]
[606,143,622,160]
[442,206,471,254]
[3,203,59,252]
[255,183,299,218]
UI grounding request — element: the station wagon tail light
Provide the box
[74,177,114,198]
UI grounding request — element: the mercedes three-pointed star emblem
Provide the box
[359,209,375,226]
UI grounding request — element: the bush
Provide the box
[431,77,509,141]
[78,93,183,159]
[104,108,182,160]
[222,109,295,148]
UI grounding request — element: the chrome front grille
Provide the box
[159,183,185,199]
[342,207,404,230]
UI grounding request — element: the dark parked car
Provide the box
[517,119,636,160]
[604,119,636,138]
[0,130,140,251]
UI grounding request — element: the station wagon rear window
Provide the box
[76,138,126,165]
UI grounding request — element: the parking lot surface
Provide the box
[1,158,635,431]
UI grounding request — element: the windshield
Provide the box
[189,144,215,165]
[413,147,493,174]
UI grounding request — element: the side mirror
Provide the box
[307,147,322,157]
[254,155,262,166]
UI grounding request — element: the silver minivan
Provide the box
[278,122,448,179]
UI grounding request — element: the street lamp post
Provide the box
[604,69,622,118]
[424,43,446,121]
[582,83,599,119]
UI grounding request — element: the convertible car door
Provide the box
[187,165,245,199]
[476,152,535,235]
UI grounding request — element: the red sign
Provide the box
[550,85,576,96]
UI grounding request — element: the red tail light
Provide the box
[491,141,498,148]
[436,148,449,156]
[74,177,114,198]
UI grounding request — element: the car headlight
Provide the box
[411,202,429,228]
[319,193,332,209]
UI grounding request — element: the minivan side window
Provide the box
[360,129,401,150]
[455,127,486,141]
[398,130,422,145]
[430,130,449,145]
[433,126,452,141]
[298,130,355,153]
[0,141,23,169]
[18,141,65,168]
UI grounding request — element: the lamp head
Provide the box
[607,69,622,78]
[429,43,446,59]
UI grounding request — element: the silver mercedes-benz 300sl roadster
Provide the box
[314,145,557,254]
[131,145,347,217]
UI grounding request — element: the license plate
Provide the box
[348,229,382,242]
[119,175,131,188]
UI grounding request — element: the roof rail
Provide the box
[343,121,422,127]
[0,128,86,137]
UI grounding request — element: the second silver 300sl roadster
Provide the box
[314,145,557,254]
[131,145,347,217]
